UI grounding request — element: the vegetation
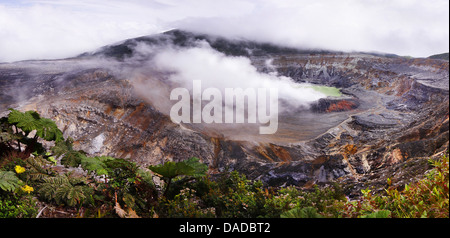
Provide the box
[428,52,449,61]
[0,110,448,218]
[333,155,449,218]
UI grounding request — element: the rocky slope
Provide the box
[1,30,448,197]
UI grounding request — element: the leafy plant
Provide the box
[61,150,87,168]
[158,187,215,218]
[182,157,209,178]
[7,109,63,142]
[37,173,94,207]
[149,157,207,179]
[7,109,42,134]
[332,153,449,218]
[80,156,115,176]
[378,154,449,218]
[0,171,21,192]
[1,109,63,160]
[24,156,57,182]
[75,155,157,217]
[281,207,323,218]
[361,210,391,218]
[51,137,75,157]
[149,157,208,197]
[0,193,38,218]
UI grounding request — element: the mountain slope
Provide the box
[428,52,449,61]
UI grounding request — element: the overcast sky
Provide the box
[0,0,448,62]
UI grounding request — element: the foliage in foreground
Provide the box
[0,110,448,218]
[332,154,448,218]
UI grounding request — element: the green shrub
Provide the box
[189,171,266,218]
[0,171,21,192]
[158,187,215,218]
[2,110,448,218]
[376,154,449,218]
[37,173,94,207]
[0,193,38,218]
[157,170,348,218]
[332,153,449,218]
[281,207,323,218]
[149,157,208,198]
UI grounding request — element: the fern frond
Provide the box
[126,207,140,218]
[7,109,63,142]
[183,157,208,178]
[61,150,86,168]
[25,156,55,182]
[148,157,207,179]
[37,174,92,207]
[80,156,111,176]
[51,138,74,158]
[35,118,64,142]
[38,175,69,202]
[8,109,41,133]
[280,207,323,218]
[0,171,21,192]
[64,185,86,207]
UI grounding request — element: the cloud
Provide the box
[177,0,449,57]
[0,1,164,62]
[0,0,448,62]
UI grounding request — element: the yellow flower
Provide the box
[21,185,34,194]
[15,165,26,174]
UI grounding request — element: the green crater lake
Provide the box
[292,83,342,97]
[309,85,342,97]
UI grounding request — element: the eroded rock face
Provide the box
[1,30,448,196]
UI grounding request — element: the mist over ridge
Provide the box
[1,0,448,62]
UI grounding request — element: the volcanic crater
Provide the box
[1,30,448,196]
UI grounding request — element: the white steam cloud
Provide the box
[129,41,326,120]
[130,42,327,138]
[151,42,325,108]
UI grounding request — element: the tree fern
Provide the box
[0,171,21,192]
